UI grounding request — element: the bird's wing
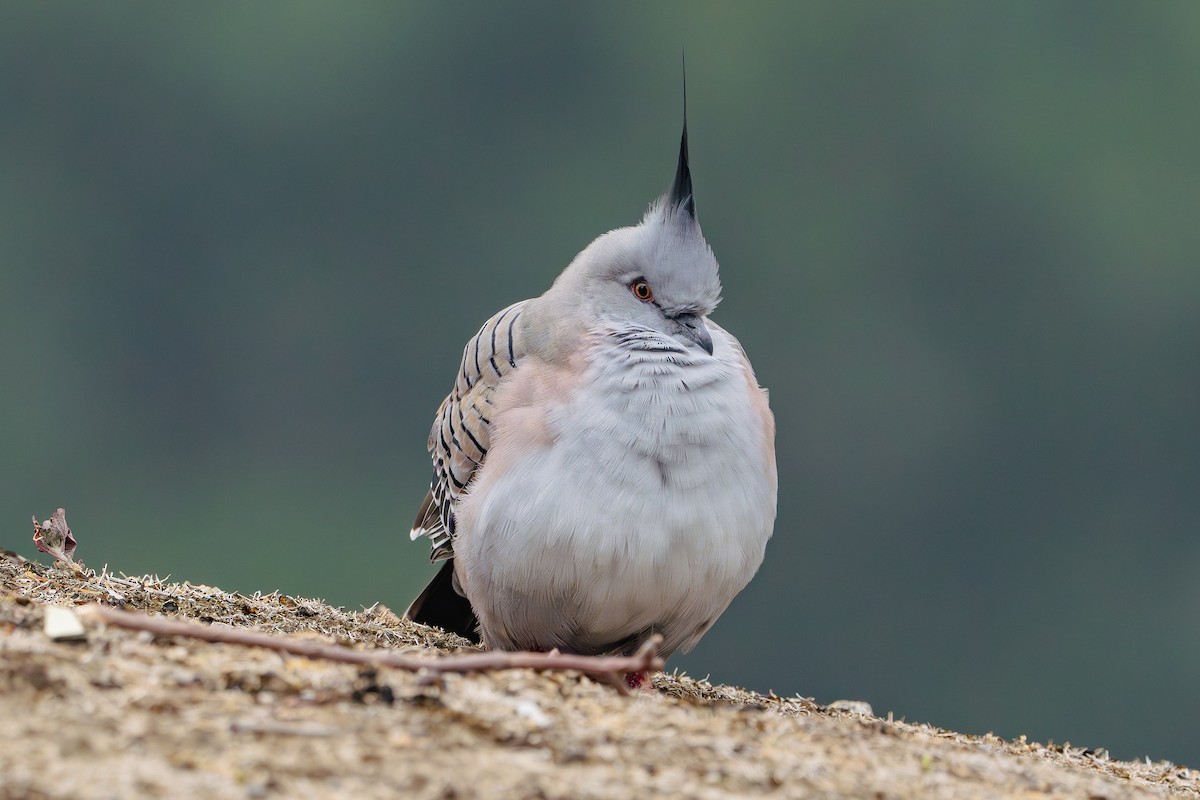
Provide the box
[410,301,527,561]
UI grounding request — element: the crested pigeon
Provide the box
[406,107,777,662]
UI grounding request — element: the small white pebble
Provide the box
[514,700,551,729]
[827,699,874,716]
[44,605,87,641]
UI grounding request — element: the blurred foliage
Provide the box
[2,2,1198,765]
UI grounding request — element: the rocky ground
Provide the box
[1,547,1196,800]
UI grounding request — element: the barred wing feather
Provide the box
[409,301,526,561]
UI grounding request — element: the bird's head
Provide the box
[538,119,723,356]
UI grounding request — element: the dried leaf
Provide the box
[32,508,77,565]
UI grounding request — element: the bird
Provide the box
[405,97,777,663]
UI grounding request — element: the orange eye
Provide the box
[631,280,653,301]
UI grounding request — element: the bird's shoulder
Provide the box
[708,319,776,477]
[410,300,529,560]
[708,319,770,398]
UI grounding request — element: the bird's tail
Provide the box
[404,559,481,643]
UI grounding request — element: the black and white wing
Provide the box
[409,301,527,561]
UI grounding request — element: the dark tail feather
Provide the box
[404,559,480,643]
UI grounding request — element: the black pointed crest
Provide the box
[669,56,695,219]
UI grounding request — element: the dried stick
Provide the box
[78,604,663,693]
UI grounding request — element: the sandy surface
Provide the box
[1,548,1196,800]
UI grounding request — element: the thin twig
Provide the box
[229,718,342,737]
[78,604,663,693]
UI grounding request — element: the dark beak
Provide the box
[674,314,714,355]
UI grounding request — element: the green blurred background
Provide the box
[4,2,1198,765]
